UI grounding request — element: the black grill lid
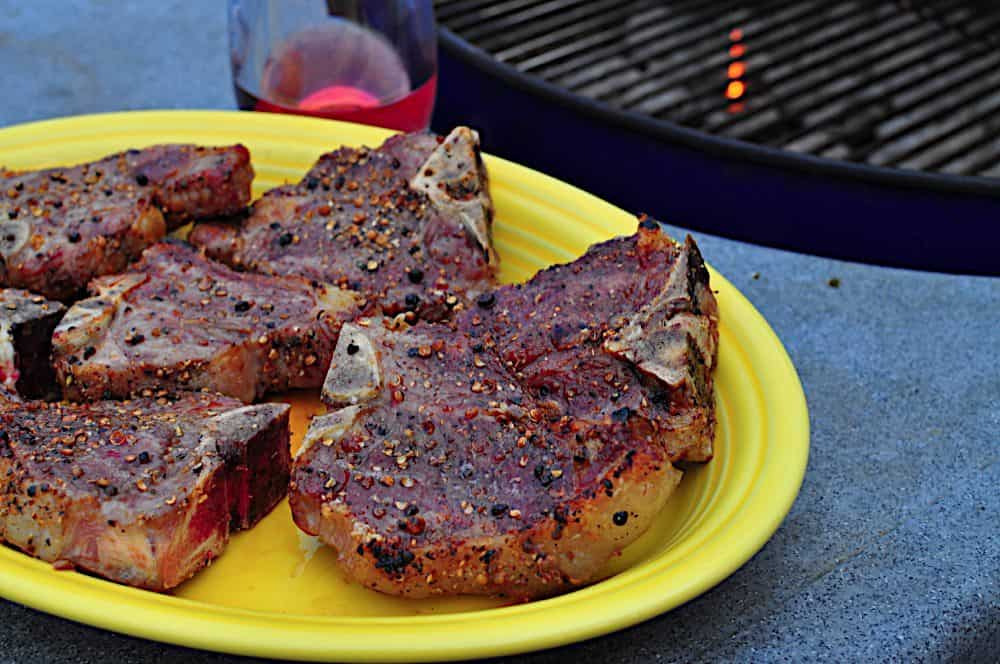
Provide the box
[437,0,1000,178]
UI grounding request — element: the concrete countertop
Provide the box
[1,2,997,662]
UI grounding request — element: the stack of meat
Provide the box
[0,127,717,599]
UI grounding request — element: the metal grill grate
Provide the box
[436,0,1000,177]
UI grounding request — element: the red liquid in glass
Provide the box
[236,75,436,133]
[234,20,436,133]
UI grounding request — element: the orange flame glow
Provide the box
[726,80,746,100]
[728,62,746,79]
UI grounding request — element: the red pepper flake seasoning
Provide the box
[135,479,148,492]
[464,407,479,420]
[402,516,425,535]
[392,389,405,403]
[165,495,177,506]
[471,381,485,393]
[400,477,415,488]
[304,354,318,366]
[509,509,522,519]
[417,345,432,358]
[380,475,395,487]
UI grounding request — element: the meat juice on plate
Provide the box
[234,19,436,132]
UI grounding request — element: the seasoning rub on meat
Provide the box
[0,144,253,300]
[0,391,290,590]
[52,241,361,403]
[291,221,718,599]
[190,127,496,322]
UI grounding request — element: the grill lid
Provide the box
[437,0,1000,178]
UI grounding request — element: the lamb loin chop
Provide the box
[290,221,719,599]
[0,390,290,590]
[0,144,253,301]
[190,127,496,322]
[52,241,361,403]
[1,289,65,399]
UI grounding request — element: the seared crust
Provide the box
[190,127,495,322]
[52,241,361,403]
[0,144,253,301]
[0,392,289,590]
[290,222,719,598]
[0,288,65,398]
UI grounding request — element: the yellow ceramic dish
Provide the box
[0,111,809,662]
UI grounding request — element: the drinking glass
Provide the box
[228,0,437,132]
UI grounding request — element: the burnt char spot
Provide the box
[371,543,415,575]
[611,407,632,422]
[534,464,556,487]
[490,503,509,517]
[480,549,497,565]
[613,511,629,526]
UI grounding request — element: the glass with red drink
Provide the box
[229,0,437,132]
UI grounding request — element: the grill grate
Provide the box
[437,0,1000,177]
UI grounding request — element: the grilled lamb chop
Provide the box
[0,390,290,590]
[0,289,65,399]
[290,222,719,599]
[0,144,253,301]
[190,127,495,322]
[52,241,361,403]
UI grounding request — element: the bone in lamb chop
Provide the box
[290,221,719,599]
[0,144,253,301]
[52,241,362,403]
[0,389,290,591]
[190,127,496,322]
[0,288,65,399]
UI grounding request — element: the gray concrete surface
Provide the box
[0,1,997,662]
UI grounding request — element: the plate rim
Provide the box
[0,110,809,662]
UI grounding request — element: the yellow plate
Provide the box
[0,111,809,662]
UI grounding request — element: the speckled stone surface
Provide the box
[0,2,997,663]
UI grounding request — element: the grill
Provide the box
[436,0,1000,178]
[432,1,1000,275]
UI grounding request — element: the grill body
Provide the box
[433,3,1000,275]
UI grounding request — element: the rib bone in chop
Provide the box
[0,391,290,590]
[52,241,361,403]
[290,222,718,599]
[190,127,495,321]
[0,289,65,399]
[0,144,253,300]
